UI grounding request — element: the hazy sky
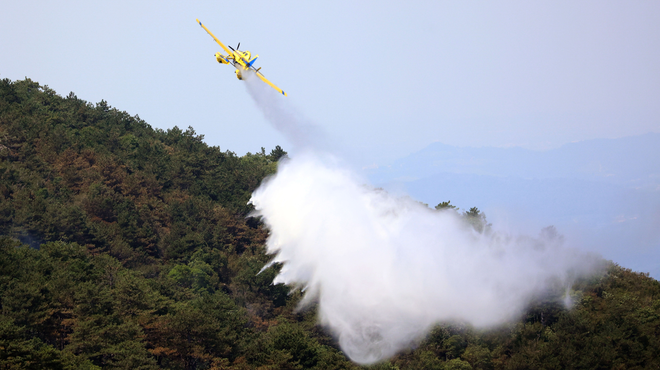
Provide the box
[2,1,659,164]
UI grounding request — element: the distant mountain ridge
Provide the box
[369,133,660,191]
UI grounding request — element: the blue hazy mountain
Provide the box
[367,133,660,278]
[370,133,660,189]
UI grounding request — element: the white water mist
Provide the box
[251,153,593,363]
[244,75,596,364]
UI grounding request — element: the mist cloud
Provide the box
[244,75,598,364]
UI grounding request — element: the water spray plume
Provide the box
[244,72,327,152]
[245,77,598,364]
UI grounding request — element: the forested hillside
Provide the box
[1,78,659,369]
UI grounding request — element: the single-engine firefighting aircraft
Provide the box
[196,19,287,96]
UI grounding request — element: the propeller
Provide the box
[236,42,240,50]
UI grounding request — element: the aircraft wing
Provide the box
[196,19,233,56]
[255,70,287,96]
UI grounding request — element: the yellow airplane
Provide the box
[196,19,287,96]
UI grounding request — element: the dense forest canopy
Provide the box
[0,78,659,369]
